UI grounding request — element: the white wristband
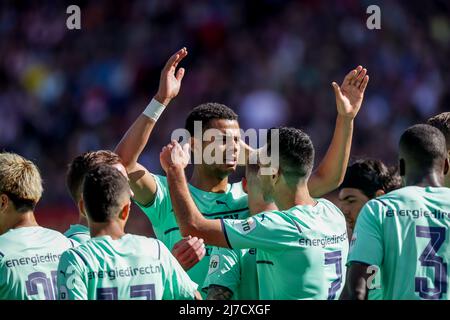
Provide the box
[143,98,166,121]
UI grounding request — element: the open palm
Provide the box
[332,66,369,119]
[155,48,188,105]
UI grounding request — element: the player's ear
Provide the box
[242,177,248,193]
[375,189,385,197]
[78,197,87,218]
[119,202,130,221]
[0,194,9,212]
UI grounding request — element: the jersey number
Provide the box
[25,271,58,300]
[97,284,156,300]
[324,251,343,300]
[415,226,447,300]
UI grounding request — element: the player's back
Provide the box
[260,199,349,299]
[57,234,197,300]
[0,226,74,300]
[373,186,450,299]
[223,198,349,299]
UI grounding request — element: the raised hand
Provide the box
[172,236,206,271]
[332,66,369,119]
[155,47,188,106]
[160,140,191,173]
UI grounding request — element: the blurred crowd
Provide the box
[0,0,449,233]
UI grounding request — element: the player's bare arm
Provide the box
[115,48,188,205]
[206,285,234,300]
[308,66,369,196]
[339,262,371,300]
[160,141,229,248]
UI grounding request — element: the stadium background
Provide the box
[0,0,449,236]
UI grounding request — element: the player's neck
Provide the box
[274,184,316,211]
[248,193,277,215]
[77,215,89,227]
[89,220,125,240]
[189,166,229,193]
[0,211,39,234]
[405,171,445,188]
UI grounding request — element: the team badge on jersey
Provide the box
[237,218,256,234]
[208,255,220,274]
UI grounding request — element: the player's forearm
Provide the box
[166,166,209,237]
[309,115,353,196]
[340,265,369,300]
[115,114,157,169]
[166,166,227,247]
[115,95,171,169]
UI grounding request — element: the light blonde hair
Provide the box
[0,152,43,210]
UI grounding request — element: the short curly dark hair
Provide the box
[427,112,450,149]
[66,150,122,202]
[340,159,402,198]
[267,127,315,186]
[83,165,130,222]
[185,102,238,136]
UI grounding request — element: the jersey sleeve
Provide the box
[133,174,171,228]
[347,199,385,267]
[202,247,240,295]
[57,250,88,300]
[158,241,198,300]
[221,211,301,251]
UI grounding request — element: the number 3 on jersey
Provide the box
[415,226,448,300]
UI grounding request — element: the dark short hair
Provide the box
[66,150,122,202]
[185,102,238,136]
[267,127,314,185]
[399,124,447,170]
[340,159,402,198]
[427,112,450,149]
[82,165,130,223]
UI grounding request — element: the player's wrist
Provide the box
[154,94,172,106]
[337,113,356,123]
[143,97,167,121]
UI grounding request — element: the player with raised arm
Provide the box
[160,126,351,300]
[338,159,401,300]
[65,150,204,269]
[115,55,370,294]
[341,124,450,300]
[0,152,75,300]
[57,165,200,300]
[428,112,450,188]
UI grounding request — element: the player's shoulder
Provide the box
[370,186,419,207]
[152,173,168,186]
[126,234,167,259]
[316,198,342,212]
[0,226,73,251]
[59,245,91,269]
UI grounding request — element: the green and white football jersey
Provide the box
[348,186,450,300]
[135,174,249,293]
[221,198,349,300]
[64,224,90,245]
[57,234,197,300]
[0,226,75,300]
[203,247,258,300]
